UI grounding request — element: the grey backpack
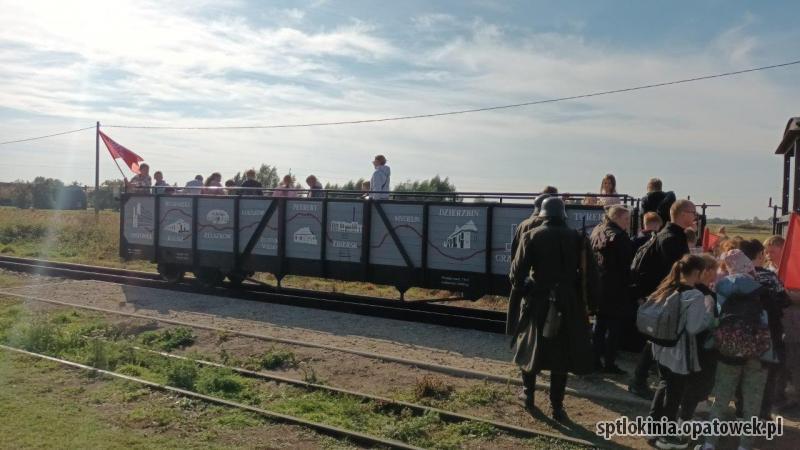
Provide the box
[636,290,683,347]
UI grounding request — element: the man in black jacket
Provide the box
[628,199,696,398]
[510,192,554,257]
[640,178,676,228]
[508,197,599,422]
[239,169,263,194]
[591,205,634,374]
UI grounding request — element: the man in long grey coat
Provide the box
[507,197,599,422]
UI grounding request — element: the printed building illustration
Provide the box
[132,202,142,228]
[330,220,363,234]
[293,226,318,245]
[443,220,478,249]
[206,209,230,225]
[165,218,191,234]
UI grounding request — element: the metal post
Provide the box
[783,152,791,215]
[699,203,708,244]
[94,121,100,216]
[772,205,779,235]
[794,140,800,212]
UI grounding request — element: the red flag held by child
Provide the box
[779,213,800,290]
[99,131,144,174]
[702,227,720,252]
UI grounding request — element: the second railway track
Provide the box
[0,255,505,333]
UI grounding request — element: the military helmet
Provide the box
[539,197,568,219]
[532,194,552,213]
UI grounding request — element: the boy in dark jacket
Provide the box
[629,200,695,398]
[631,212,663,254]
[640,178,676,228]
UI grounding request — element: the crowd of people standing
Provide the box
[125,154,392,199]
[507,176,797,450]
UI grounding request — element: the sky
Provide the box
[0,0,798,218]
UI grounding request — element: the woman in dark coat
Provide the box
[590,206,634,373]
[507,197,599,422]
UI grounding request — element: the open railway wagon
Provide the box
[119,190,639,299]
[775,116,800,236]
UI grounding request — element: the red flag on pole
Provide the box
[99,131,144,174]
[779,213,800,290]
[702,227,720,252]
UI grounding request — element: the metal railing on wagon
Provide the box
[119,187,639,299]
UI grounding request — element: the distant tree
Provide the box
[323,178,367,198]
[393,175,457,201]
[11,180,32,209]
[31,177,64,209]
[325,178,367,191]
[90,179,124,211]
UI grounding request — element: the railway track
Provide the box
[0,288,649,408]
[0,333,598,448]
[130,346,596,446]
[0,255,505,333]
[0,344,424,450]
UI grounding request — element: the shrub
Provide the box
[257,348,296,370]
[10,320,59,353]
[166,360,198,390]
[196,368,244,398]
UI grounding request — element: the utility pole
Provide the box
[95,121,100,216]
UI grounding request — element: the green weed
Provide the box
[138,327,195,351]
[9,319,60,354]
[453,383,504,406]
[214,411,261,429]
[385,410,442,444]
[196,368,245,398]
[255,347,296,370]
[166,359,198,390]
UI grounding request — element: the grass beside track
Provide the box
[0,341,353,449]
[0,299,582,449]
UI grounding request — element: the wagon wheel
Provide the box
[193,268,224,288]
[157,263,185,284]
[226,272,247,288]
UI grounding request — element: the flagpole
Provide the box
[95,121,100,216]
[110,152,127,179]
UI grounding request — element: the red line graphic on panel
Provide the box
[197,224,234,232]
[238,221,278,233]
[371,222,503,262]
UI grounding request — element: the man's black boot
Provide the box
[552,405,570,423]
[520,371,536,411]
[550,372,569,423]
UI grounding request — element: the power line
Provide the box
[0,125,95,146]
[103,59,800,130]
[1,59,798,142]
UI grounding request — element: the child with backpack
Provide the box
[678,254,720,422]
[697,249,772,450]
[640,254,714,449]
[741,239,790,417]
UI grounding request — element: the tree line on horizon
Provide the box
[0,164,457,210]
